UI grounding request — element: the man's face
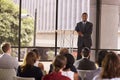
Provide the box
[82,14,88,22]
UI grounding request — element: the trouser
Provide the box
[77,46,84,60]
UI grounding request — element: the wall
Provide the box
[100,4,119,49]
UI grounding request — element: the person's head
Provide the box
[82,12,88,22]
[101,52,120,79]
[82,47,90,58]
[22,51,36,67]
[53,55,67,72]
[97,50,108,67]
[1,42,11,54]
[38,63,44,70]
[32,49,40,60]
[63,54,75,70]
[59,48,69,55]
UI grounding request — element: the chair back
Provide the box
[13,76,35,80]
[0,69,16,80]
[77,70,93,80]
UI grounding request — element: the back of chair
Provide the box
[0,69,16,80]
[77,70,93,80]
[13,76,35,80]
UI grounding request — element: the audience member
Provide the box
[62,54,79,80]
[59,48,69,55]
[93,52,120,80]
[38,63,47,75]
[85,50,108,80]
[32,49,40,67]
[17,51,43,80]
[49,48,77,74]
[0,42,18,70]
[76,47,97,70]
[43,55,70,80]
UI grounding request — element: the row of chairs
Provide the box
[0,69,35,80]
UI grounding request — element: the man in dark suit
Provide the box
[75,13,93,60]
[77,47,96,70]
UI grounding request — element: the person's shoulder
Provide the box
[77,22,82,24]
[17,65,22,70]
[87,22,93,26]
[43,73,55,80]
[33,66,40,70]
[61,75,71,80]
[1,54,14,60]
[87,21,92,24]
[43,74,51,80]
[89,60,95,64]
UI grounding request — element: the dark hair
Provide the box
[59,48,69,55]
[82,12,88,16]
[1,42,11,53]
[82,47,90,57]
[97,50,108,67]
[21,51,36,72]
[32,49,39,59]
[53,55,67,72]
[101,52,120,79]
[63,54,75,70]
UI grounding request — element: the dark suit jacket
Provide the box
[75,21,93,47]
[77,58,96,70]
[17,66,43,80]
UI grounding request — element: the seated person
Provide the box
[93,52,120,80]
[0,42,18,71]
[32,49,40,67]
[38,63,46,75]
[59,48,69,55]
[62,54,79,80]
[43,55,70,80]
[85,50,108,80]
[17,51,43,80]
[77,47,97,70]
[49,48,77,74]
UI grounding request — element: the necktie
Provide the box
[82,22,86,31]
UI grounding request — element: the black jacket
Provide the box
[75,21,93,47]
[77,58,96,70]
[17,66,43,80]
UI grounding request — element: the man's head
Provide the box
[82,12,88,22]
[82,47,90,58]
[59,48,69,55]
[1,42,11,54]
[97,50,108,67]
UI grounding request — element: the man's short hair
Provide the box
[82,12,88,16]
[97,50,108,67]
[82,47,90,57]
[1,42,11,53]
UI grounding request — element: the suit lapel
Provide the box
[84,22,88,32]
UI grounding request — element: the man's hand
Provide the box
[78,32,84,37]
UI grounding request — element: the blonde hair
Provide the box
[21,51,36,72]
